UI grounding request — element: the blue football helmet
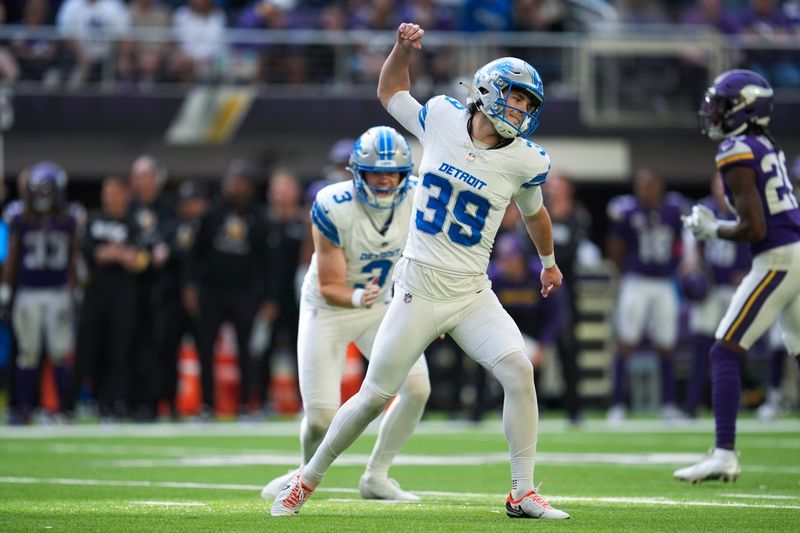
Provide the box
[466,57,544,139]
[698,69,773,141]
[349,126,413,210]
[26,161,67,214]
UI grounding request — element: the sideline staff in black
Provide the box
[70,176,142,419]
[187,160,278,419]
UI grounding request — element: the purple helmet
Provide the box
[680,271,709,302]
[698,69,773,141]
[495,233,526,259]
[26,161,67,213]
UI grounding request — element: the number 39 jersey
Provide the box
[395,95,551,300]
[304,179,417,311]
[715,134,800,256]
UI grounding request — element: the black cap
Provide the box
[177,180,207,202]
[226,159,261,183]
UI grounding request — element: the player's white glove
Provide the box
[682,204,719,241]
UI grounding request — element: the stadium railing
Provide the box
[1,25,799,127]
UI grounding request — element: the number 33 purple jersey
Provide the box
[10,213,77,289]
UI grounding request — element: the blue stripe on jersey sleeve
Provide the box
[310,201,341,246]
[418,103,429,131]
[520,171,549,189]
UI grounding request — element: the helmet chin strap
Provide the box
[370,190,396,208]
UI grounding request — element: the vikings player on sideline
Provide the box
[261,126,430,502]
[605,168,689,425]
[675,70,800,483]
[272,22,569,520]
[1,162,78,424]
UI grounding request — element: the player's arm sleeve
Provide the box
[715,138,758,173]
[313,224,361,308]
[605,196,630,237]
[387,91,425,142]
[309,195,342,247]
[513,186,544,217]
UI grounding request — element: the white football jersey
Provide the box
[391,95,551,300]
[303,179,417,311]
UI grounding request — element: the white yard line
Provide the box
[722,493,800,500]
[88,451,707,468]
[89,451,800,473]
[0,419,797,439]
[0,442,287,457]
[129,501,209,507]
[2,476,799,511]
[0,476,261,491]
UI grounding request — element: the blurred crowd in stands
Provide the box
[0,0,799,89]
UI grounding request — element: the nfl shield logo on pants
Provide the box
[403,293,413,303]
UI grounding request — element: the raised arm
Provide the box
[377,23,424,109]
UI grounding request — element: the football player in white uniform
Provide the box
[272,23,569,520]
[261,126,430,502]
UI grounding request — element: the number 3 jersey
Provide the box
[715,134,800,256]
[390,94,551,301]
[304,179,416,311]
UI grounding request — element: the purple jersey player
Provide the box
[675,69,800,483]
[0,162,78,424]
[606,168,688,425]
[489,233,565,365]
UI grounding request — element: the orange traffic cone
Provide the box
[340,342,365,403]
[214,323,240,417]
[40,359,59,412]
[270,349,300,415]
[176,339,201,416]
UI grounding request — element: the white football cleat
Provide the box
[757,401,781,421]
[606,404,626,426]
[359,474,420,501]
[673,448,741,484]
[505,490,569,519]
[270,470,314,517]
[260,469,296,500]
[661,403,689,424]
[757,389,782,421]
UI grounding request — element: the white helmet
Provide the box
[464,57,544,139]
[349,126,413,209]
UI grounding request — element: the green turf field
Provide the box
[0,418,798,532]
